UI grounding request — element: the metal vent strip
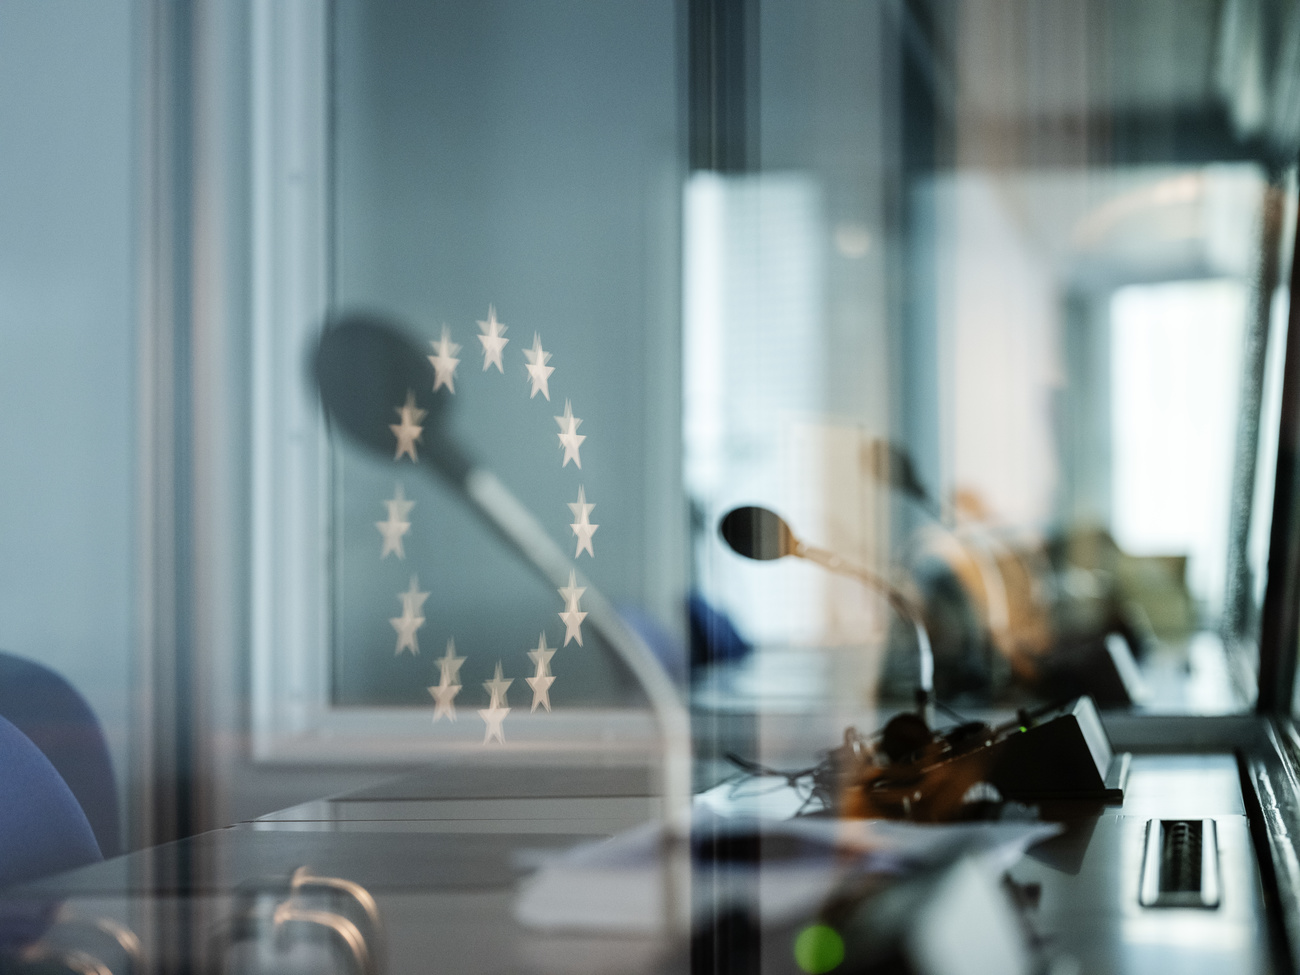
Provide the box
[1140,819,1221,908]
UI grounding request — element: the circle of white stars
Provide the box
[375,305,605,745]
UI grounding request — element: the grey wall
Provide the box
[0,0,135,837]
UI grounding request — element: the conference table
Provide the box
[0,749,1277,974]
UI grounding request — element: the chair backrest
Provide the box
[0,713,101,889]
[0,651,120,857]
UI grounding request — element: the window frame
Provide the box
[1257,173,1300,718]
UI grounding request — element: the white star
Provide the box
[428,680,461,723]
[558,569,586,611]
[558,570,587,646]
[477,305,509,373]
[554,399,586,469]
[375,483,415,559]
[389,391,426,461]
[480,699,510,744]
[391,612,423,656]
[527,673,555,713]
[398,576,430,618]
[479,661,513,744]
[483,660,513,707]
[527,633,557,713]
[559,609,587,648]
[428,640,464,722]
[528,632,556,674]
[568,485,599,558]
[390,576,429,655]
[428,325,461,393]
[523,333,555,401]
[438,638,465,685]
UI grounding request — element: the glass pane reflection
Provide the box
[685,1,1298,724]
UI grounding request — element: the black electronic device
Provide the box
[987,695,1129,804]
[824,694,1128,820]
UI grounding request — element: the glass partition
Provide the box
[317,0,1300,773]
[685,0,1298,739]
[326,0,682,726]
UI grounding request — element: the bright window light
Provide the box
[1110,279,1246,616]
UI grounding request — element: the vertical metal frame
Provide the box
[134,0,198,851]
[248,0,333,761]
[1257,171,1300,714]
[686,0,759,173]
[137,0,255,843]
[1225,181,1288,651]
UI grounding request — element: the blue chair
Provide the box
[0,651,120,858]
[0,713,103,950]
[0,713,102,888]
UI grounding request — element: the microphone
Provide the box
[311,312,692,835]
[866,439,945,523]
[718,505,935,718]
[866,439,1014,646]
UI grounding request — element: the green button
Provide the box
[793,923,845,974]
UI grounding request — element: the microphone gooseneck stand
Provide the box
[718,505,935,722]
[312,313,692,932]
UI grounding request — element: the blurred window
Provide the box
[683,0,1300,727]
[1110,279,1246,615]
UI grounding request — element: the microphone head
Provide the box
[719,506,796,561]
[311,311,473,482]
[868,440,948,524]
[867,440,930,502]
